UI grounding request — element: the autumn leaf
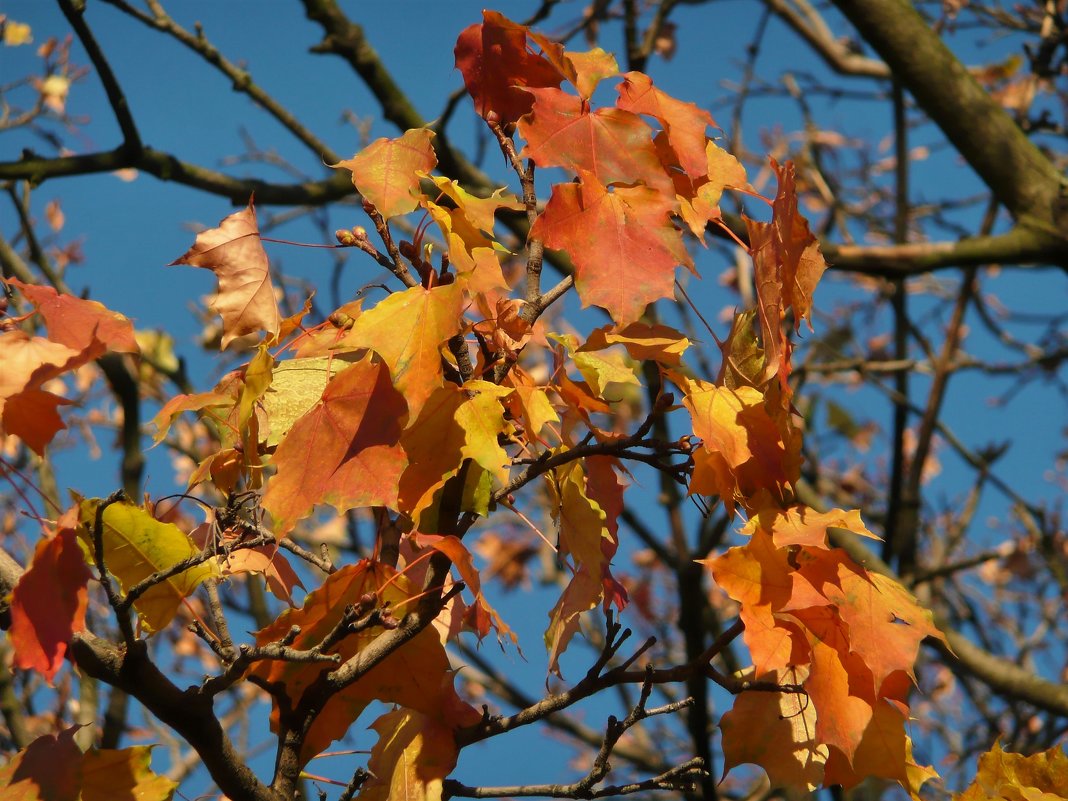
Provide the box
[519,88,671,192]
[823,701,937,797]
[397,384,468,524]
[745,160,827,384]
[0,727,82,801]
[4,277,139,357]
[545,567,602,677]
[169,198,281,349]
[673,373,795,511]
[81,745,177,801]
[454,10,564,125]
[530,172,691,325]
[741,505,880,548]
[341,282,465,418]
[359,708,459,801]
[413,533,517,646]
[0,727,176,801]
[76,497,218,633]
[956,742,1068,801]
[249,560,478,763]
[615,71,715,178]
[0,330,83,454]
[720,669,828,792]
[335,128,437,219]
[581,322,691,366]
[262,355,408,536]
[9,525,91,684]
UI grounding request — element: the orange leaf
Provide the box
[741,505,879,549]
[720,669,828,792]
[957,742,1068,801]
[802,552,946,691]
[615,71,715,178]
[530,173,691,325]
[545,567,602,677]
[0,727,82,801]
[169,198,281,349]
[335,128,436,219]
[341,282,465,419]
[4,277,139,356]
[263,356,407,536]
[519,89,670,192]
[9,526,90,683]
[398,385,467,522]
[249,560,478,763]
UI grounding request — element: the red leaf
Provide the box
[169,198,281,349]
[263,355,408,536]
[530,173,691,325]
[455,11,563,125]
[9,526,90,683]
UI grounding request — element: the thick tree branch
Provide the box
[832,0,1068,231]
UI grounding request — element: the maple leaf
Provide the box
[615,71,715,179]
[249,560,478,763]
[76,496,218,633]
[454,379,514,484]
[673,373,795,511]
[530,172,691,325]
[341,282,465,419]
[4,277,139,357]
[545,567,602,677]
[677,143,751,241]
[581,322,691,366]
[335,128,437,219]
[741,505,880,548]
[262,355,408,536]
[0,727,82,801]
[720,668,828,792]
[397,384,468,524]
[412,533,517,646]
[797,551,946,691]
[956,742,1068,801]
[0,331,82,454]
[519,88,671,192]
[704,527,826,675]
[169,198,281,349]
[454,11,564,125]
[551,332,641,398]
[359,708,459,801]
[823,700,937,797]
[80,745,178,801]
[745,160,827,385]
[0,728,176,801]
[9,525,91,684]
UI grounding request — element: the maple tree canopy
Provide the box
[1,6,1065,801]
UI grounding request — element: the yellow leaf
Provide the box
[957,742,1068,801]
[3,20,32,46]
[77,498,217,633]
[81,745,177,801]
[358,709,458,801]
